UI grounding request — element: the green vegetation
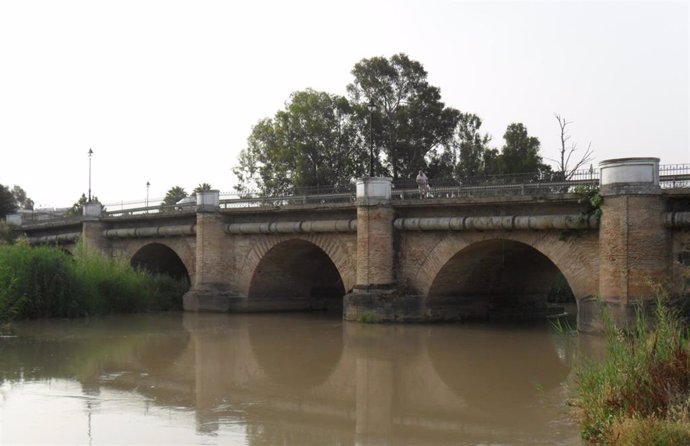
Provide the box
[234,53,580,195]
[575,184,603,220]
[571,293,690,445]
[67,193,105,216]
[0,184,17,218]
[0,244,187,324]
[162,186,188,206]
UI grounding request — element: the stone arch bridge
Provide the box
[18,158,690,332]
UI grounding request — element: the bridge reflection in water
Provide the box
[0,313,586,445]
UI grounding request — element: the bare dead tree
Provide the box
[550,113,594,180]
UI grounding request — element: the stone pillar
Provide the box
[183,190,238,312]
[81,203,108,254]
[581,157,669,331]
[344,178,420,322]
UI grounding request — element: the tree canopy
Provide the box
[11,186,34,210]
[234,89,366,194]
[234,53,574,192]
[0,185,17,218]
[163,186,188,206]
[499,123,548,175]
[67,194,104,216]
[347,53,460,180]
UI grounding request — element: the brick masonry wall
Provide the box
[195,212,231,287]
[599,194,669,304]
[357,205,394,286]
[398,230,599,302]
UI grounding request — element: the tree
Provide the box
[427,112,492,181]
[233,89,366,195]
[0,184,18,218]
[551,114,594,180]
[67,194,104,216]
[193,183,212,193]
[11,186,33,210]
[499,123,551,176]
[346,53,460,180]
[163,186,188,206]
[191,183,212,198]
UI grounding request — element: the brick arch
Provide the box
[236,234,355,298]
[409,231,598,301]
[114,238,196,284]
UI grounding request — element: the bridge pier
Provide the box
[580,157,670,332]
[81,202,108,254]
[183,191,242,312]
[344,178,421,322]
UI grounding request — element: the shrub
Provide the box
[0,244,187,322]
[572,292,690,444]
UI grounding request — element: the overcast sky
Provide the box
[0,0,688,209]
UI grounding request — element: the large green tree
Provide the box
[11,186,34,210]
[498,123,550,176]
[234,89,366,195]
[346,53,460,180]
[427,112,492,181]
[0,185,17,218]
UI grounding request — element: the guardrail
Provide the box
[660,163,690,189]
[16,165,690,223]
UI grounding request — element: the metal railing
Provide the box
[16,164,690,223]
[392,168,600,200]
[660,163,690,189]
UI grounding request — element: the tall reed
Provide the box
[0,244,187,322]
[572,292,690,445]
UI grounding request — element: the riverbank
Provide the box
[571,294,690,445]
[0,244,187,323]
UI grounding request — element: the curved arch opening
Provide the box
[248,240,345,312]
[131,243,191,284]
[426,239,575,322]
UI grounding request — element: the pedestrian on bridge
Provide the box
[416,170,430,198]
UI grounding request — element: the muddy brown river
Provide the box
[0,312,592,445]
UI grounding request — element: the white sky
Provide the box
[0,0,688,209]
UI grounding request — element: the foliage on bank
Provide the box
[0,244,187,323]
[572,292,690,445]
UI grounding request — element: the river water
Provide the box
[0,312,591,445]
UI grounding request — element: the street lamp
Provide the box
[367,100,376,177]
[146,181,150,212]
[87,148,93,203]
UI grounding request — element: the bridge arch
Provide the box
[411,232,598,321]
[241,236,352,311]
[131,242,191,284]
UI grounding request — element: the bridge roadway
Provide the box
[16,158,690,332]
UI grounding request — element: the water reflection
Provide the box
[0,313,584,445]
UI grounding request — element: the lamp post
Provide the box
[367,100,376,177]
[87,148,93,203]
[146,181,150,212]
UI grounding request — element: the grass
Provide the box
[571,290,690,445]
[0,243,187,323]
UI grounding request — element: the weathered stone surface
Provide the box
[344,286,423,322]
[17,171,690,332]
[598,194,669,306]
